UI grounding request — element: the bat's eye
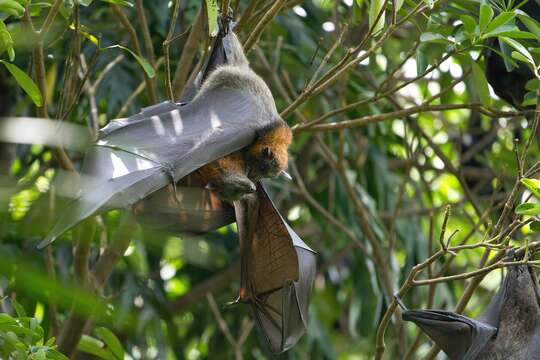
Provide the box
[262,147,273,159]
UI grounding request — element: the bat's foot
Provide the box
[206,172,256,201]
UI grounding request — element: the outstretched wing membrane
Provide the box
[41,85,264,247]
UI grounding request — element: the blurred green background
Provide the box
[0,0,539,358]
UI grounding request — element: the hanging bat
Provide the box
[133,36,313,351]
[40,24,291,247]
[402,259,540,360]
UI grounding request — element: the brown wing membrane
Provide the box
[133,173,235,234]
[249,187,299,294]
[234,184,316,353]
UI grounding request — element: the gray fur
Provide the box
[477,266,540,360]
[196,32,281,129]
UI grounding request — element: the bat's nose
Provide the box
[247,182,257,193]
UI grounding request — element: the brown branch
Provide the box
[39,0,63,36]
[115,57,165,118]
[57,214,138,356]
[235,0,261,33]
[167,262,239,313]
[421,83,540,360]
[112,4,157,103]
[243,0,286,53]
[280,3,428,119]
[135,0,156,66]
[163,0,182,100]
[172,8,205,99]
[294,103,525,133]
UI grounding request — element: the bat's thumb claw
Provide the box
[280,170,293,181]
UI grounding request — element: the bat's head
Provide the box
[247,124,292,180]
[206,172,256,202]
[247,146,288,180]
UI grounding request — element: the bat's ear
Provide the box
[403,310,496,360]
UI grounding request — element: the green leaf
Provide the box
[76,0,93,5]
[28,2,52,17]
[0,324,38,337]
[0,19,15,61]
[369,0,385,34]
[515,203,540,215]
[99,0,132,6]
[522,91,537,106]
[522,178,540,199]
[419,32,451,43]
[68,23,99,46]
[95,327,124,360]
[470,61,491,105]
[479,3,494,32]
[525,78,539,91]
[0,0,25,17]
[106,45,155,78]
[313,0,336,9]
[485,11,515,34]
[46,350,69,360]
[205,0,218,37]
[530,221,540,232]
[499,36,535,65]
[394,0,404,13]
[516,11,540,40]
[0,61,43,106]
[491,30,537,39]
[460,15,477,34]
[511,50,532,66]
[11,299,26,318]
[78,335,116,360]
[416,43,429,75]
[0,313,17,324]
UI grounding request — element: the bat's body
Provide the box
[193,31,292,200]
[476,265,540,359]
[41,28,291,246]
[403,263,540,360]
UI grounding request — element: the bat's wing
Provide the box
[234,184,316,353]
[402,310,496,360]
[133,172,235,234]
[40,81,267,247]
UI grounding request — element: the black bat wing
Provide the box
[402,309,496,360]
[40,84,269,248]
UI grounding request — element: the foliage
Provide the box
[0,299,67,359]
[0,0,539,359]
